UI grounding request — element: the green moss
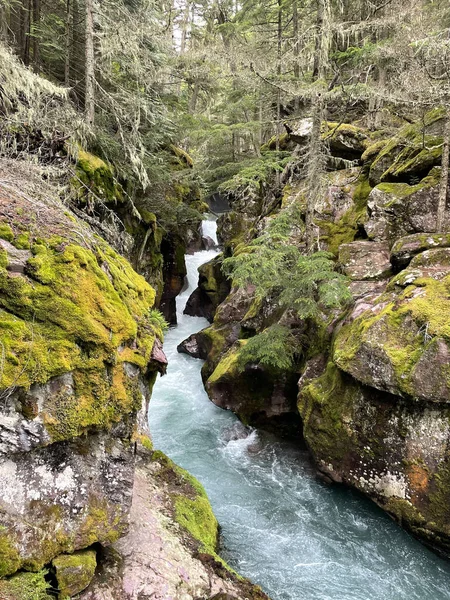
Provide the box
[400,275,450,339]
[169,144,194,168]
[0,223,14,242]
[207,343,243,385]
[0,570,51,600]
[370,110,446,183]
[53,550,97,599]
[361,139,388,163]
[74,149,123,205]
[298,362,356,462]
[77,496,123,548]
[138,434,153,451]
[0,528,21,578]
[261,133,291,152]
[173,495,219,554]
[13,232,30,249]
[150,451,219,553]
[384,498,426,527]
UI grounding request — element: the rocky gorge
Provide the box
[2,44,450,600]
[182,109,450,559]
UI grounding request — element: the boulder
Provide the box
[369,109,446,185]
[202,235,216,250]
[184,254,230,322]
[177,332,204,359]
[205,343,301,436]
[390,232,450,269]
[325,122,369,159]
[339,241,392,281]
[365,172,450,245]
[53,550,97,598]
[333,270,450,402]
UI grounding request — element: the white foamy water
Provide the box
[148,219,450,600]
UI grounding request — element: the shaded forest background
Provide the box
[1,0,450,216]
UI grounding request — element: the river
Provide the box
[148,219,450,600]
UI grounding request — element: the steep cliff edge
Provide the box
[0,160,269,600]
[183,113,450,555]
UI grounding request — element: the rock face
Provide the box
[299,177,450,552]
[0,162,165,582]
[0,160,269,599]
[197,111,450,555]
[79,445,270,600]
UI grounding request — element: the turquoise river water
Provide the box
[148,220,450,600]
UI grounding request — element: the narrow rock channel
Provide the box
[148,220,450,600]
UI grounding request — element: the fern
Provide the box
[237,325,296,372]
[223,210,352,321]
[148,309,169,338]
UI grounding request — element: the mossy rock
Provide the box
[369,109,446,185]
[0,570,51,600]
[150,451,219,555]
[52,550,97,598]
[323,122,369,157]
[169,144,194,169]
[74,149,124,205]
[390,232,450,269]
[299,361,450,552]
[0,190,166,444]
[365,169,443,244]
[333,272,450,401]
[316,173,371,256]
[261,133,293,152]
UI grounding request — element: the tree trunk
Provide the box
[22,0,31,66]
[305,92,324,253]
[64,0,71,86]
[0,3,8,41]
[188,81,199,113]
[312,0,324,80]
[180,0,191,54]
[32,0,40,71]
[85,0,95,125]
[293,0,300,114]
[275,0,282,189]
[437,111,450,232]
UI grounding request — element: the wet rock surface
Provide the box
[79,446,270,600]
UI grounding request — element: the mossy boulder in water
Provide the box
[205,342,301,435]
[184,254,231,322]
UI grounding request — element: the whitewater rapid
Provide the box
[148,219,450,600]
